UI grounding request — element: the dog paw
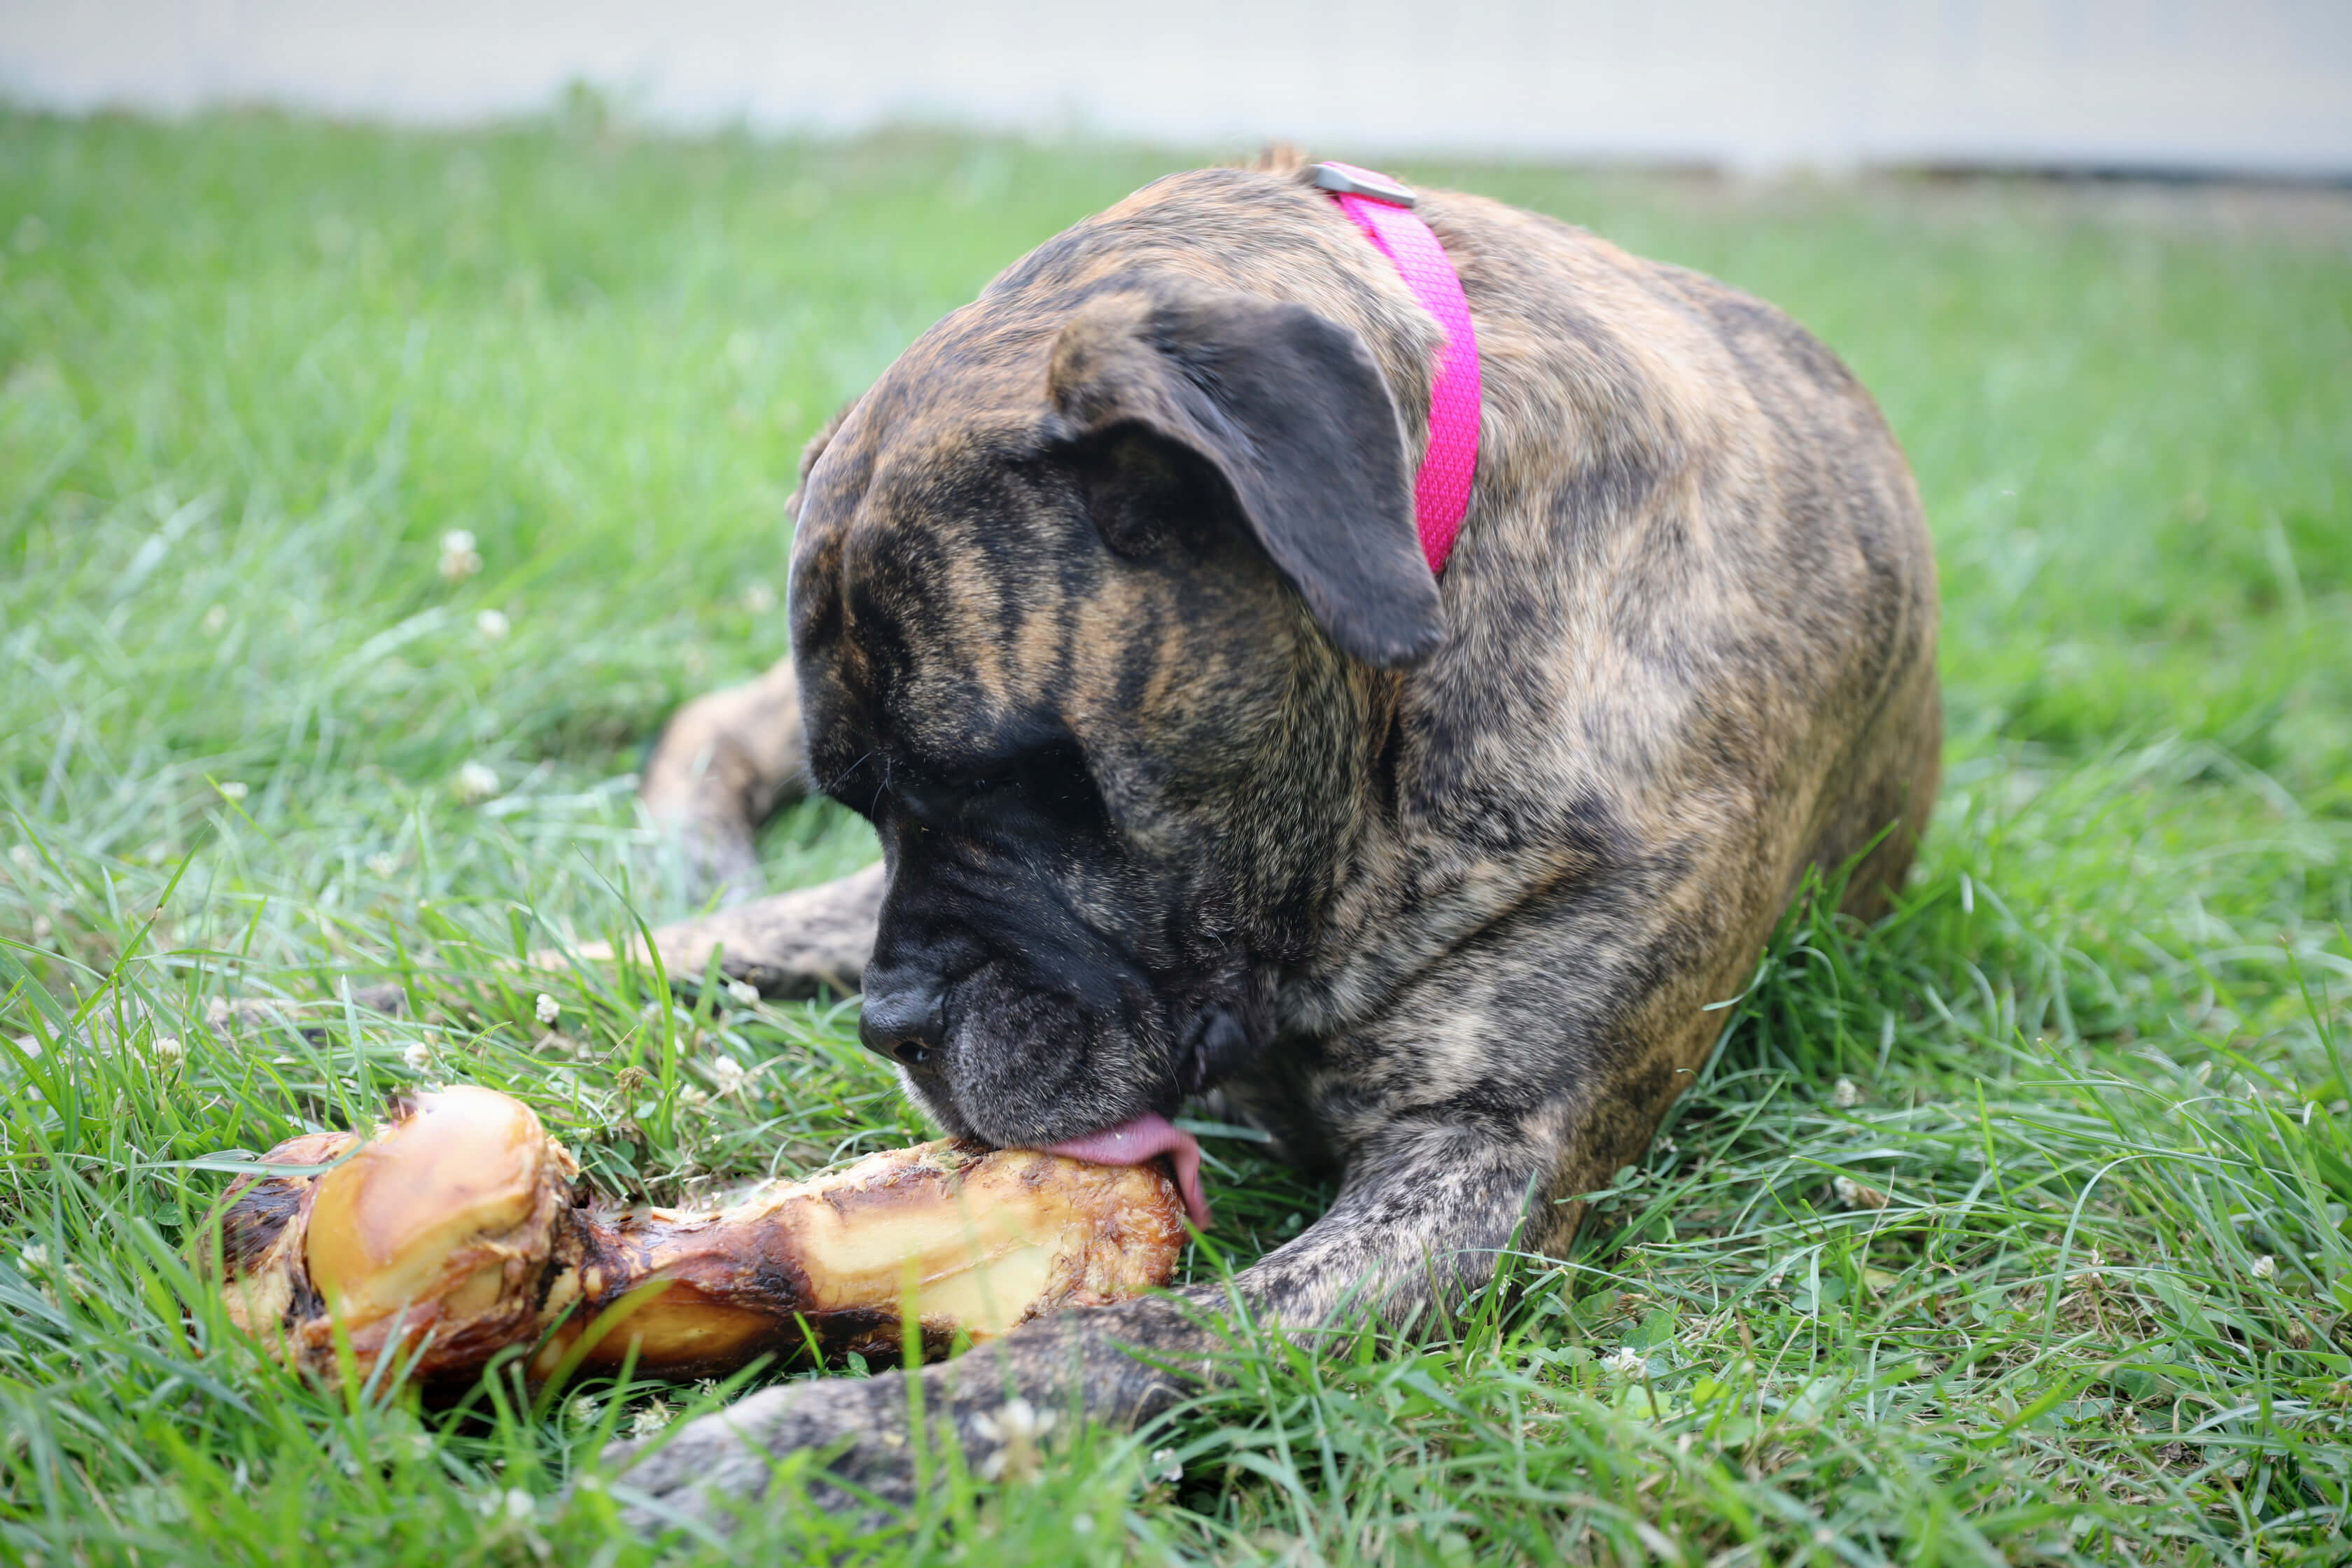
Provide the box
[600,1375,911,1532]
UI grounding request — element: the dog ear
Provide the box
[1046,287,1444,669]
[785,397,859,523]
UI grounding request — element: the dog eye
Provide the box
[956,741,1101,822]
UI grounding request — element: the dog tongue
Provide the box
[1040,1114,1210,1230]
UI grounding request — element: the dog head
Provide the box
[788,274,1440,1150]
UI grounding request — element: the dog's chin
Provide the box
[908,968,1172,1150]
[894,1070,980,1142]
[911,1062,1168,1151]
[887,957,1270,1150]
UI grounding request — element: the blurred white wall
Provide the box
[4,0,2348,175]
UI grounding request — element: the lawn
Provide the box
[3,106,2350,1565]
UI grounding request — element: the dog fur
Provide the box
[608,156,1939,1525]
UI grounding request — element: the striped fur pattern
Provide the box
[613,156,1939,1523]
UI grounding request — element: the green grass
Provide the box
[3,106,2350,1565]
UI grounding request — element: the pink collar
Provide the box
[1311,162,1481,576]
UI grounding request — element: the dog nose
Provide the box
[858,987,945,1069]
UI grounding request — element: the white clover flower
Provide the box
[454,760,500,803]
[365,853,397,878]
[216,780,249,802]
[402,1040,433,1072]
[533,992,561,1027]
[500,1488,533,1522]
[971,1396,1054,1445]
[1833,1175,1890,1210]
[475,608,510,640]
[566,1394,599,1427]
[1149,1447,1182,1485]
[709,1055,747,1096]
[1072,1515,1095,1535]
[438,528,484,582]
[150,1035,184,1072]
[678,1085,711,1112]
[629,1401,673,1438]
[724,979,760,1007]
[19,1243,49,1275]
[202,603,230,635]
[8,844,32,871]
[742,580,778,616]
[1602,1346,1648,1378]
[972,1397,1056,1482]
[2252,1254,2277,1280]
[1832,1077,1862,1109]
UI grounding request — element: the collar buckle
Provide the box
[1306,162,1417,209]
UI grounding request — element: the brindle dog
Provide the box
[613,156,1939,1525]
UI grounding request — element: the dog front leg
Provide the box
[604,1119,1551,1530]
[563,862,884,1001]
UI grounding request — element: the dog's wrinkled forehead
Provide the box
[788,204,1443,815]
[784,362,1157,794]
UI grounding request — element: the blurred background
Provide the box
[7,0,2351,177]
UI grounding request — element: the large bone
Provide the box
[207,1086,1185,1388]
